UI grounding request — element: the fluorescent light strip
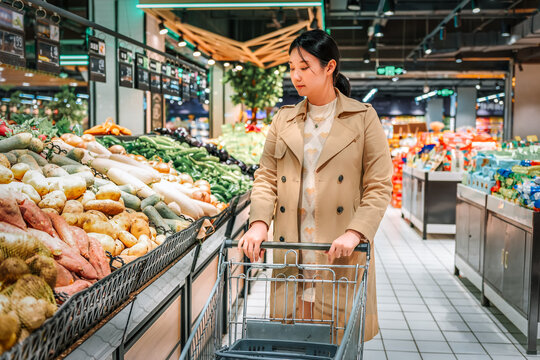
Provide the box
[477,92,505,103]
[19,93,35,99]
[60,55,89,60]
[77,93,90,99]
[362,88,378,103]
[415,90,438,102]
[36,95,53,101]
[60,61,89,66]
[136,2,321,8]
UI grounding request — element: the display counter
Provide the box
[455,186,540,354]
[402,166,464,239]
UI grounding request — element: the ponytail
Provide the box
[335,72,351,97]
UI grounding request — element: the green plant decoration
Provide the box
[50,86,86,128]
[223,63,286,124]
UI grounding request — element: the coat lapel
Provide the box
[280,118,304,164]
[315,117,358,171]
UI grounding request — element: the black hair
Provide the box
[288,29,351,97]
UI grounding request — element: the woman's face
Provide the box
[289,47,335,98]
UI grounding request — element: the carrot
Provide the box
[70,226,90,259]
[47,212,80,253]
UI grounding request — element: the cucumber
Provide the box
[141,194,161,210]
[142,206,169,234]
[18,154,42,172]
[28,138,44,154]
[26,150,48,167]
[118,184,136,195]
[4,152,17,166]
[61,164,92,174]
[121,191,141,211]
[164,219,191,232]
[50,154,80,167]
[0,133,32,152]
[154,201,181,220]
[66,148,85,162]
[94,178,113,188]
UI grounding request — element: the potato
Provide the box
[88,233,115,254]
[112,212,131,232]
[78,190,96,205]
[38,190,66,214]
[114,240,125,256]
[41,208,59,216]
[48,175,86,200]
[118,231,138,248]
[130,218,151,240]
[22,170,50,197]
[0,164,13,184]
[130,212,148,223]
[0,154,9,169]
[84,200,125,216]
[121,241,148,257]
[83,220,117,239]
[155,234,166,245]
[11,163,30,181]
[61,213,83,227]
[149,226,157,240]
[96,184,121,201]
[111,254,137,268]
[85,210,108,222]
[63,200,84,214]
[42,164,69,178]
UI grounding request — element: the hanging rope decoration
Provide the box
[11,0,24,10]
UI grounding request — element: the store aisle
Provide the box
[365,207,540,360]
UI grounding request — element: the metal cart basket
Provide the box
[180,240,370,360]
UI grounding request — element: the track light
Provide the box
[159,22,168,35]
[374,24,384,38]
[178,40,187,47]
[363,53,370,64]
[439,27,446,40]
[476,83,481,90]
[346,0,361,12]
[383,0,395,16]
[453,12,461,28]
[236,64,243,71]
[208,59,215,65]
[471,0,480,14]
[455,54,463,63]
[193,50,201,57]
[368,40,376,53]
[501,22,511,37]
[224,62,230,67]
[423,42,432,55]
[310,17,318,29]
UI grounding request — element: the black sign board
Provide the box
[149,59,161,93]
[135,53,149,91]
[170,67,180,96]
[118,48,133,88]
[88,36,106,82]
[182,67,190,99]
[0,4,25,67]
[35,19,60,73]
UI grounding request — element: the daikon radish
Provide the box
[107,168,155,198]
[86,141,112,156]
[152,181,203,219]
[109,154,159,174]
[191,199,219,217]
[91,158,160,185]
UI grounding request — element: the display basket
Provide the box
[136,218,205,288]
[0,256,147,360]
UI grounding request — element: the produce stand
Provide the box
[401,166,464,239]
[455,186,540,354]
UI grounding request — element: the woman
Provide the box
[238,29,392,342]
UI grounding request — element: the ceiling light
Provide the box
[24,72,34,77]
[423,83,430,93]
[159,22,168,35]
[346,0,361,12]
[453,12,461,28]
[368,40,376,53]
[236,64,243,71]
[137,2,322,9]
[383,0,395,16]
[471,0,480,14]
[374,24,384,38]
[495,83,501,90]
[424,43,432,55]
[274,69,280,75]
[224,62,230,67]
[392,76,399,82]
[22,82,30,87]
[362,88,378,103]
[455,54,463,63]
[208,59,215,65]
[501,22,511,37]
[0,78,5,82]
[363,53,370,64]
[70,82,78,87]
[439,27,446,40]
[193,50,201,57]
[178,40,187,47]
[476,83,481,90]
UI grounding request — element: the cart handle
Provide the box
[224,240,370,254]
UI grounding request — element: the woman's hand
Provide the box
[238,221,268,262]
[326,230,367,262]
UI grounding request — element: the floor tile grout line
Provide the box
[384,208,525,359]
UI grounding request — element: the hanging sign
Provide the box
[118,48,133,88]
[0,4,25,67]
[149,59,161,93]
[35,18,60,73]
[376,65,404,76]
[170,66,180,96]
[135,53,150,91]
[181,67,190,99]
[88,36,106,82]
[161,62,171,95]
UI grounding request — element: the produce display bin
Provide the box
[402,166,464,239]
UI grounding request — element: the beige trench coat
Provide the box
[249,89,392,342]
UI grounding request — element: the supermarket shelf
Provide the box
[487,195,534,229]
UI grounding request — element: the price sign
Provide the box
[35,19,60,73]
[0,4,25,67]
[118,48,133,88]
[149,59,162,93]
[88,36,106,82]
[135,53,150,91]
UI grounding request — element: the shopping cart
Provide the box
[179,240,370,360]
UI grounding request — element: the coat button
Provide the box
[280,206,285,213]
[279,236,285,242]
[337,206,344,214]
[281,176,286,183]
[338,175,344,183]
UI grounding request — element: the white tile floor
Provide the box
[228,207,540,359]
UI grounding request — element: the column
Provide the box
[456,87,477,129]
